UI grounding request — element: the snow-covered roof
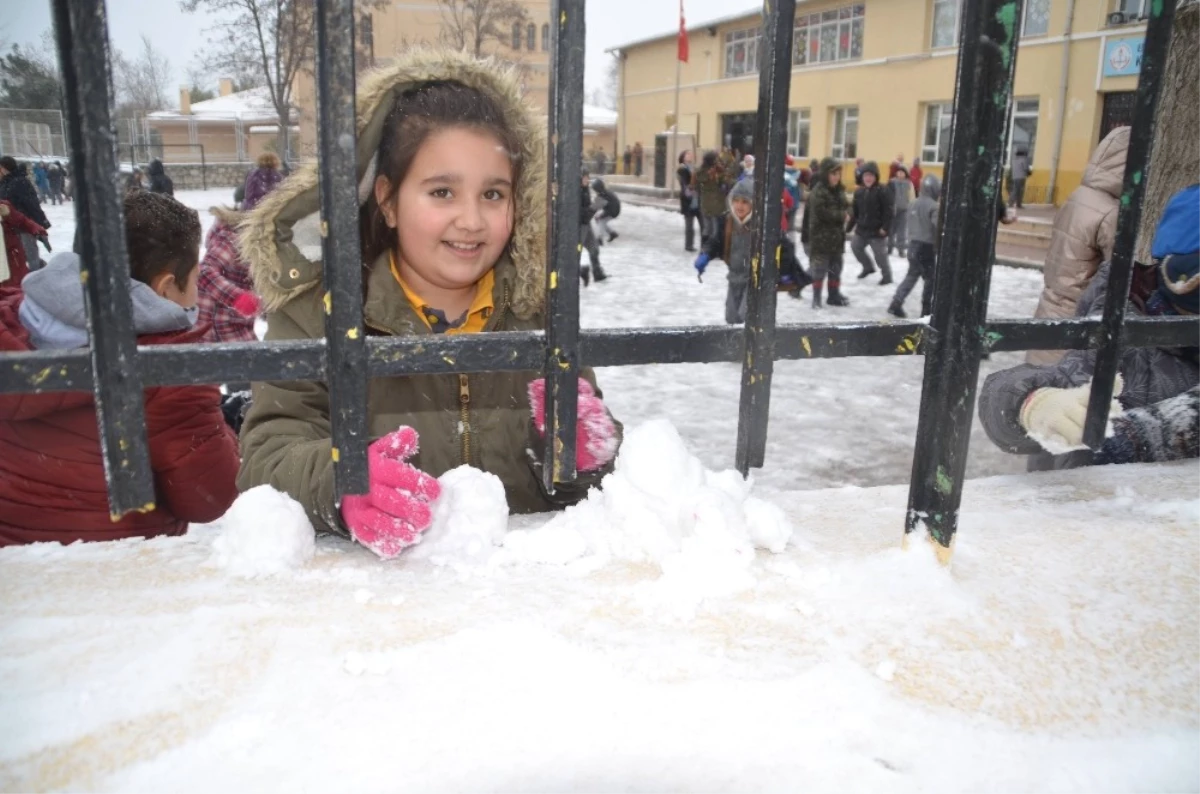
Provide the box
[149,86,295,124]
[583,104,617,127]
[248,124,301,134]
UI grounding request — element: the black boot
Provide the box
[826,280,849,306]
[592,263,608,282]
[580,266,590,286]
[887,301,906,318]
[608,231,619,242]
[857,268,876,279]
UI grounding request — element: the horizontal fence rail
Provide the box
[4,318,1195,394]
[0,0,1192,562]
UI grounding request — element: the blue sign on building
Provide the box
[1103,36,1144,78]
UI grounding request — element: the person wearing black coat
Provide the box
[578,169,606,285]
[846,160,893,284]
[146,159,174,196]
[676,150,700,252]
[0,156,51,271]
[47,161,66,204]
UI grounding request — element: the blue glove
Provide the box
[694,252,710,282]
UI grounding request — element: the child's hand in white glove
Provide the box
[1018,375,1124,453]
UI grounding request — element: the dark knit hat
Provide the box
[1156,251,1199,316]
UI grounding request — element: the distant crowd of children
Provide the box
[682,148,942,318]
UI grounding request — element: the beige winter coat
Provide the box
[1028,126,1129,365]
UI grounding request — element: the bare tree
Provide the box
[586,57,618,110]
[180,0,385,163]
[1135,0,1198,263]
[114,34,173,113]
[437,0,529,58]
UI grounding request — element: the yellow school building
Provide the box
[612,0,1152,204]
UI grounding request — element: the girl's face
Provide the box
[377,127,515,294]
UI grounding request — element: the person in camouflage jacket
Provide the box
[803,157,850,308]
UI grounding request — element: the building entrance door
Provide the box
[1100,92,1136,141]
[721,113,756,157]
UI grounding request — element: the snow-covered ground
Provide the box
[41,189,1046,493]
[1,462,1197,791]
[14,190,1196,792]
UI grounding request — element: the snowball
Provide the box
[501,420,794,609]
[406,466,509,565]
[875,660,897,682]
[210,486,315,577]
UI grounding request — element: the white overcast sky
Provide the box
[3,0,749,104]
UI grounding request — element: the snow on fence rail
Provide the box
[1,0,1195,563]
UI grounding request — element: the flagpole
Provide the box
[671,0,685,200]
[670,55,681,200]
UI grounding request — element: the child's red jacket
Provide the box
[1,200,46,288]
[0,289,240,546]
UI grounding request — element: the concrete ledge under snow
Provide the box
[1,461,1197,791]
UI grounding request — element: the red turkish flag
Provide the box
[678,1,689,62]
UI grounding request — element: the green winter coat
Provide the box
[695,165,728,217]
[235,49,618,534]
[806,158,850,258]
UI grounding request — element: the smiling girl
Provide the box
[236,51,621,558]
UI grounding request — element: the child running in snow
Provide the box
[590,178,621,244]
[888,173,941,319]
[0,191,240,546]
[692,178,757,324]
[236,52,622,559]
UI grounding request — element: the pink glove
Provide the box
[340,427,442,559]
[529,378,618,473]
[231,290,262,318]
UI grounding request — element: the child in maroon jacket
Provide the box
[0,200,48,287]
[0,191,240,546]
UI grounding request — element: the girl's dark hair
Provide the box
[701,150,718,170]
[361,81,522,266]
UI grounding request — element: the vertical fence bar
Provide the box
[52,0,155,517]
[905,0,1024,562]
[314,0,369,497]
[734,0,796,475]
[542,0,587,491]
[1081,0,1177,449]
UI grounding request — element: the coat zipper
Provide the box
[458,373,471,465]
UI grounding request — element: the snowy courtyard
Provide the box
[2,189,1197,791]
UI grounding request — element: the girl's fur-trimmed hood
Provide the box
[238,48,548,319]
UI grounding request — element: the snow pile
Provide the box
[502,420,792,607]
[210,485,314,577]
[406,465,509,566]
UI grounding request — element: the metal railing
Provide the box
[1,0,1194,561]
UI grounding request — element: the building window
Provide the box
[512,23,521,49]
[787,109,811,157]
[1009,98,1040,164]
[1113,0,1148,18]
[794,4,864,66]
[831,106,858,159]
[541,23,550,51]
[724,27,762,77]
[931,0,959,48]
[526,23,536,51]
[922,103,954,163]
[1023,0,1051,35]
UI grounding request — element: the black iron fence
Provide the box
[2,0,1195,561]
